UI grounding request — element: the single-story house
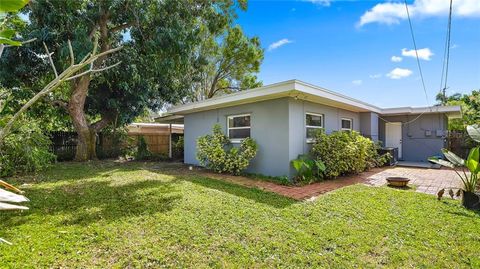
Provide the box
[158,80,461,178]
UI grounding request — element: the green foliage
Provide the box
[311,130,387,178]
[197,124,257,175]
[439,90,480,130]
[172,136,184,159]
[0,0,28,46]
[429,124,480,193]
[134,136,151,161]
[291,154,326,183]
[0,119,55,177]
[187,23,264,101]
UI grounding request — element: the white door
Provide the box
[385,122,402,159]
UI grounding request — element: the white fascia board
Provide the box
[168,80,296,114]
[380,105,462,115]
[168,79,382,114]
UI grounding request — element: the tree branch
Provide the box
[0,40,122,145]
[42,42,58,77]
[110,22,133,33]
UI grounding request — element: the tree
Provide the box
[438,90,480,130]
[187,25,263,102]
[1,0,245,161]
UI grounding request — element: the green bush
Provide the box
[0,120,56,177]
[311,130,387,178]
[197,124,258,175]
[291,154,326,184]
[172,135,184,159]
[135,136,151,160]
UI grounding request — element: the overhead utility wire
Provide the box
[439,0,453,104]
[377,0,431,125]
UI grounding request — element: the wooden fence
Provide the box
[447,130,476,159]
[50,131,183,161]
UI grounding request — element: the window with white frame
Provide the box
[306,113,323,142]
[227,114,251,142]
[341,118,352,131]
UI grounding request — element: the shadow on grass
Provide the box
[386,184,416,191]
[187,176,296,209]
[0,175,182,227]
[1,161,296,231]
[144,165,297,209]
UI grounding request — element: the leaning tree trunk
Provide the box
[68,75,97,161]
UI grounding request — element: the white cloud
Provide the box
[352,80,363,85]
[306,0,331,7]
[369,73,382,79]
[391,56,402,62]
[451,44,459,49]
[401,48,433,60]
[358,0,480,27]
[386,68,413,79]
[267,39,293,51]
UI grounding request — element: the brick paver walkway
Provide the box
[190,166,462,200]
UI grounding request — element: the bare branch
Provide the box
[68,40,75,66]
[42,42,58,77]
[92,35,99,55]
[0,39,123,145]
[66,61,121,81]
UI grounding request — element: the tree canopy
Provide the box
[437,90,480,130]
[0,0,253,160]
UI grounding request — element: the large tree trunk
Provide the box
[68,75,97,161]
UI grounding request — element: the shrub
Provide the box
[135,136,151,160]
[0,120,56,177]
[197,124,258,175]
[311,130,387,178]
[291,154,326,184]
[172,135,184,159]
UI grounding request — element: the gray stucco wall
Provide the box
[184,98,291,177]
[378,113,447,162]
[287,99,360,177]
[184,97,363,178]
[360,112,379,141]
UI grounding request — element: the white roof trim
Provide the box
[167,79,462,116]
[381,105,462,115]
[169,80,381,114]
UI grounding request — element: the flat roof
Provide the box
[160,79,461,120]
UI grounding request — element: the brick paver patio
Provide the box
[190,166,463,200]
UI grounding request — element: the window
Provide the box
[227,114,251,142]
[306,113,323,142]
[341,118,352,131]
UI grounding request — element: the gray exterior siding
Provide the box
[184,98,290,177]
[360,112,379,141]
[378,113,448,162]
[287,99,361,177]
[184,97,363,178]
[183,96,451,177]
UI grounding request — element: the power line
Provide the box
[439,0,453,104]
[403,0,430,107]
[377,0,431,125]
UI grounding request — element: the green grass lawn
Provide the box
[1,161,479,268]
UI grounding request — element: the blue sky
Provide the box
[235,0,480,108]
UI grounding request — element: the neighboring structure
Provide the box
[128,123,183,157]
[157,80,461,177]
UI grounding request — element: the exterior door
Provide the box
[385,122,402,159]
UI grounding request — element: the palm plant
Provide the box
[429,125,480,209]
